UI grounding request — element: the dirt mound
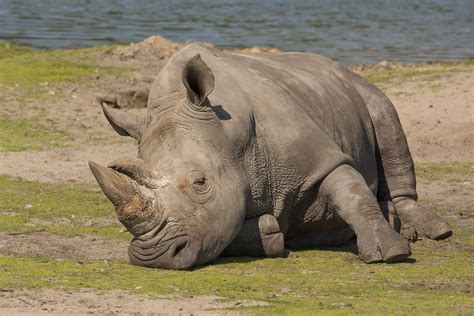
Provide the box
[114,35,280,61]
[115,35,183,60]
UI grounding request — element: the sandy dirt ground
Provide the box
[388,71,473,163]
[0,36,472,314]
[0,288,266,315]
[0,232,129,261]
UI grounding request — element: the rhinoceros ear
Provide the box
[100,102,148,141]
[182,54,215,106]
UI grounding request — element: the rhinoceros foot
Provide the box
[394,200,453,241]
[258,214,286,258]
[221,214,285,258]
[357,222,412,264]
[399,223,418,242]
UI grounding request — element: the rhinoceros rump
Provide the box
[89,44,452,270]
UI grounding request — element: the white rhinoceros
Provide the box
[89,44,451,269]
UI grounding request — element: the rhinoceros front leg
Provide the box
[221,214,286,258]
[321,164,411,263]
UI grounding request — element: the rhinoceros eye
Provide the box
[193,177,207,186]
[188,172,210,194]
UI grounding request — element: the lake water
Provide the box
[0,0,472,64]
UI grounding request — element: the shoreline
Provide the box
[2,37,473,67]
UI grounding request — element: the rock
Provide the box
[240,46,281,54]
[280,287,292,294]
[130,73,155,83]
[377,60,391,68]
[331,302,354,308]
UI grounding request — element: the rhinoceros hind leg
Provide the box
[393,199,452,240]
[378,200,401,232]
[221,214,286,258]
[321,165,411,263]
[353,77,452,241]
[377,200,419,242]
[399,222,418,242]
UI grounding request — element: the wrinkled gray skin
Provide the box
[89,44,452,270]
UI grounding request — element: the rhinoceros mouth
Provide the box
[128,236,189,261]
[127,221,196,269]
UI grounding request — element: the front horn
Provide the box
[88,161,159,236]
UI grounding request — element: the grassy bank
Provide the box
[0,175,128,240]
[0,41,121,89]
[415,162,474,180]
[352,58,474,85]
[2,40,473,89]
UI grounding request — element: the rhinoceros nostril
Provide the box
[172,240,188,257]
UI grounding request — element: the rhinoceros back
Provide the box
[156,44,378,221]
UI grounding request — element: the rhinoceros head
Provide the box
[89,54,249,269]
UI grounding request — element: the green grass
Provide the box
[453,227,474,246]
[357,59,474,84]
[0,174,111,219]
[459,57,474,66]
[416,162,474,181]
[0,42,123,89]
[0,116,72,152]
[0,212,129,241]
[364,68,442,84]
[0,58,105,87]
[0,175,129,240]
[0,41,32,59]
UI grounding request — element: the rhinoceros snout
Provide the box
[128,236,198,270]
[88,160,161,236]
